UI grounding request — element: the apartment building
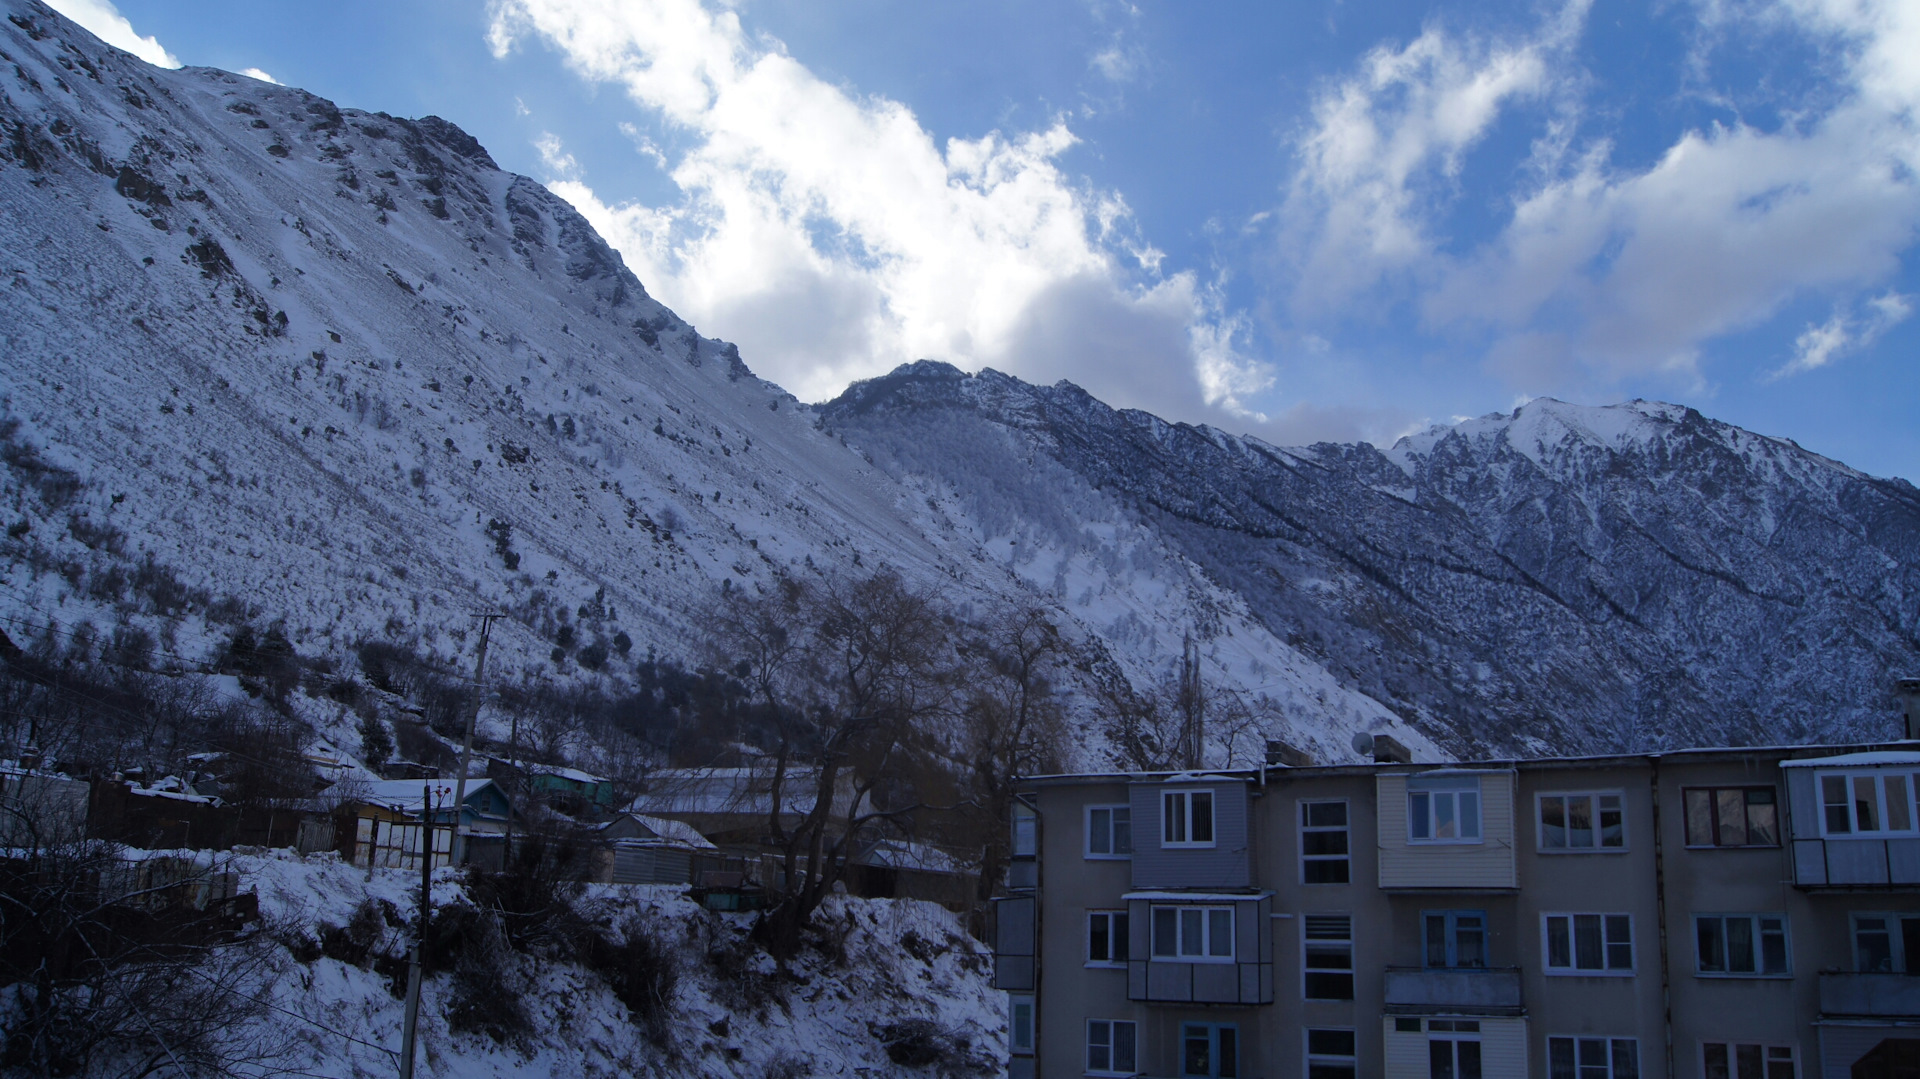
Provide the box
[993,737,1920,1079]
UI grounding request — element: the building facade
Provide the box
[993,744,1920,1079]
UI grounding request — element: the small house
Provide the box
[596,812,722,884]
[849,837,975,909]
[491,759,617,811]
[0,763,89,846]
[344,778,514,870]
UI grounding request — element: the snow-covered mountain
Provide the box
[822,365,1920,753]
[2,0,1915,764]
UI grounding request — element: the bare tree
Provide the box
[958,607,1068,901]
[1098,642,1271,772]
[706,570,959,957]
[1097,667,1185,772]
[0,786,286,1078]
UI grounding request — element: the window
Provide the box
[1683,788,1778,847]
[1301,801,1351,883]
[1424,911,1488,969]
[1306,1029,1357,1079]
[1087,805,1133,858]
[1549,1037,1639,1079]
[1428,1020,1483,1079]
[1180,1023,1238,1078]
[1543,914,1634,974]
[1086,1019,1138,1076]
[1151,905,1234,961]
[1012,801,1037,857]
[1539,792,1625,850]
[1852,913,1920,972]
[1009,996,1034,1056]
[1088,910,1130,966]
[1162,790,1215,847]
[1820,773,1918,836]
[1702,1043,1795,1079]
[1303,915,1354,999]
[1409,776,1482,843]
[1695,914,1790,976]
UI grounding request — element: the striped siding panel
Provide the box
[1128,780,1252,890]
[1479,1018,1529,1078]
[1382,1018,1528,1079]
[1377,772,1518,889]
[1383,1021,1429,1079]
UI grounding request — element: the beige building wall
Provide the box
[1515,761,1667,1075]
[1015,745,1920,1079]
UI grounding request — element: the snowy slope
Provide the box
[821,367,1920,755]
[0,0,967,683]
[0,0,1432,767]
[2,0,1916,767]
[220,849,1004,1079]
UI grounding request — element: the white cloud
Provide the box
[534,132,580,180]
[239,67,280,84]
[1284,0,1920,392]
[1282,6,1586,312]
[1771,290,1912,379]
[43,0,179,68]
[487,0,1254,421]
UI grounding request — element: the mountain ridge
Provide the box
[819,362,1920,753]
[1,0,1914,768]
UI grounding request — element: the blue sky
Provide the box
[58,0,1920,480]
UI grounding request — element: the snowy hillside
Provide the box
[1,0,1916,765]
[821,366,1920,754]
[189,848,1004,1079]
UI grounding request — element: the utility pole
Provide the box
[399,781,435,1079]
[450,614,500,866]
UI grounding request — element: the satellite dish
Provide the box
[1350,731,1375,757]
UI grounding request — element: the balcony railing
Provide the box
[1790,837,1920,888]
[1820,972,1920,1018]
[1384,967,1524,1016]
[1127,958,1275,1006]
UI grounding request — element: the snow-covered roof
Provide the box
[1780,751,1920,768]
[361,778,501,813]
[855,839,964,874]
[129,775,216,804]
[603,813,718,850]
[1122,890,1275,902]
[502,761,606,784]
[627,767,849,817]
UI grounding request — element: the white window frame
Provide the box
[1537,790,1627,851]
[1548,1036,1639,1079]
[1161,789,1216,848]
[1300,799,1351,884]
[1302,914,1355,1000]
[1542,913,1634,974]
[1087,909,1129,967]
[1695,913,1791,977]
[1149,904,1236,962]
[1408,778,1482,844]
[1086,1018,1138,1077]
[1304,1028,1357,1078]
[1818,771,1919,837]
[1850,912,1920,973]
[1009,995,1034,1057]
[1085,804,1133,859]
[1700,1041,1797,1079]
